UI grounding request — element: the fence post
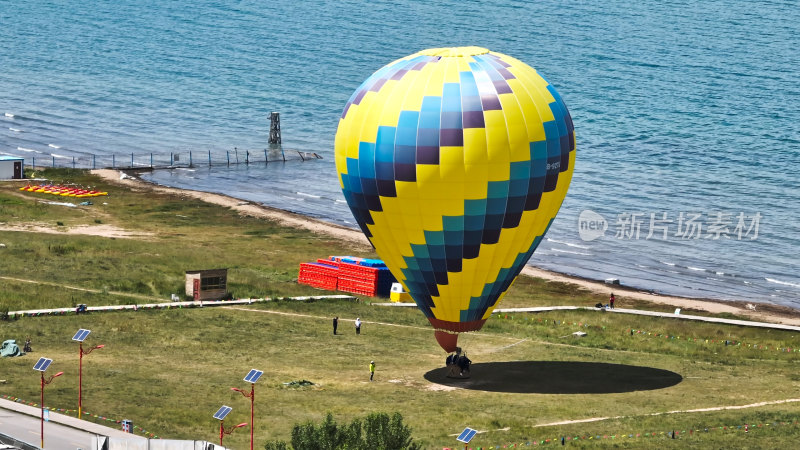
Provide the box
[281,147,286,162]
[227,151,230,166]
[235,147,239,164]
[92,154,96,169]
[150,153,153,168]
[170,153,174,166]
[112,154,116,168]
[208,150,211,166]
[52,156,55,168]
[246,150,249,165]
[264,149,268,164]
[131,153,134,168]
[33,156,35,169]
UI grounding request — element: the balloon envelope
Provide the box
[335,47,575,352]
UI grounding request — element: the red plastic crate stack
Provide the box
[298,256,396,297]
[298,262,339,291]
[336,263,382,297]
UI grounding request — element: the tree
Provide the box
[363,412,418,450]
[264,412,420,450]
[264,441,290,450]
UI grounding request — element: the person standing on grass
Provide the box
[369,360,376,381]
[333,316,338,335]
[610,293,616,309]
[355,317,362,335]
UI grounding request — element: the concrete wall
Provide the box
[0,159,23,179]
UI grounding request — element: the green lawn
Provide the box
[1,170,799,449]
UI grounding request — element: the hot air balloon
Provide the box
[334,47,575,353]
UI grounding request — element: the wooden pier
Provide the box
[23,147,322,171]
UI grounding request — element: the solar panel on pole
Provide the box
[244,369,263,383]
[213,405,233,420]
[457,427,477,444]
[33,358,53,372]
[72,329,91,342]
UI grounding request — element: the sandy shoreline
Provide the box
[91,169,800,326]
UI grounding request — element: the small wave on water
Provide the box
[48,144,60,149]
[687,266,707,272]
[9,127,22,132]
[4,113,14,118]
[296,191,322,199]
[550,248,592,256]
[546,238,590,249]
[765,278,800,289]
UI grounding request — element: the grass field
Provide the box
[2,169,800,449]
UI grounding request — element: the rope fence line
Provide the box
[628,327,800,353]
[3,295,356,319]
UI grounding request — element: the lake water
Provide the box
[2,0,799,307]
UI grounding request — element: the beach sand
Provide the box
[91,169,800,327]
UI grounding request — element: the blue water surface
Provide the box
[2,0,799,307]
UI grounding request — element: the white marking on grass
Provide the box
[426,384,458,391]
[492,338,529,351]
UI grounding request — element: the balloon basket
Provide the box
[445,364,471,379]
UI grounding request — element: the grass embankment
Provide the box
[1,169,800,448]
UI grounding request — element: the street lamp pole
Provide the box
[33,357,62,449]
[231,384,255,450]
[73,328,104,418]
[78,341,104,418]
[219,420,248,446]
[232,369,263,450]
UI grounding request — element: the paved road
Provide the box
[0,399,146,450]
[0,408,96,449]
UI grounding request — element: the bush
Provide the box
[264,412,419,450]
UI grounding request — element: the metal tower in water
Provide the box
[269,112,281,145]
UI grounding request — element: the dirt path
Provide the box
[0,275,163,302]
[531,398,800,428]
[0,223,152,239]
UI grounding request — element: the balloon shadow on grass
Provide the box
[424,361,682,394]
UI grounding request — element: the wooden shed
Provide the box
[0,156,24,179]
[185,268,228,301]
